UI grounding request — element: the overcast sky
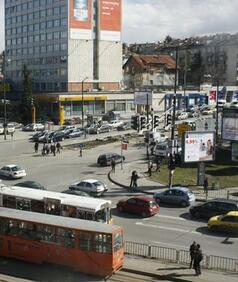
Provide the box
[1,0,238,51]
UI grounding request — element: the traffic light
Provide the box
[140,116,146,130]
[166,114,172,126]
[131,115,139,130]
[153,115,159,128]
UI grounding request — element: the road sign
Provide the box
[121,142,128,150]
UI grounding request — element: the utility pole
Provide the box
[81,77,88,128]
[3,51,7,140]
[215,80,219,143]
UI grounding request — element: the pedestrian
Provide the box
[155,157,161,172]
[79,147,83,157]
[111,158,116,173]
[130,171,136,188]
[203,177,208,199]
[147,161,153,177]
[34,142,39,153]
[10,131,14,139]
[51,143,56,156]
[42,143,46,156]
[45,144,50,155]
[189,241,197,269]
[56,142,61,153]
[133,171,139,188]
[193,244,203,276]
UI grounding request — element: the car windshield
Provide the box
[11,166,22,171]
[149,201,157,207]
[94,181,104,187]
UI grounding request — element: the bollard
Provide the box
[227,190,230,200]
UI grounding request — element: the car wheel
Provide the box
[181,201,187,207]
[142,212,147,218]
[194,211,200,218]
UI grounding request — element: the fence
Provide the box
[125,241,238,272]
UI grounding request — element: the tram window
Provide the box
[79,232,112,253]
[86,212,94,221]
[78,210,86,219]
[7,220,19,236]
[16,199,31,211]
[3,196,16,209]
[18,222,37,240]
[79,232,92,251]
[56,228,75,248]
[95,210,106,223]
[31,200,45,213]
[46,203,60,216]
[41,225,56,242]
[0,218,9,235]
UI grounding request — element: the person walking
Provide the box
[130,171,136,188]
[79,147,83,157]
[189,241,197,269]
[56,142,61,154]
[51,143,56,156]
[147,161,153,177]
[45,144,50,156]
[42,143,46,156]
[193,244,203,276]
[111,158,116,173]
[155,157,161,172]
[132,171,139,188]
[203,177,208,199]
[34,142,39,153]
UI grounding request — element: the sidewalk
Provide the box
[122,255,238,282]
[109,159,238,201]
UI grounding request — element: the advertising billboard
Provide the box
[134,91,153,105]
[222,109,238,141]
[69,0,92,40]
[100,0,121,41]
[183,131,215,163]
[232,143,238,162]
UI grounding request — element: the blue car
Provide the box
[153,187,195,207]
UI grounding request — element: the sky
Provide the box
[1,0,238,51]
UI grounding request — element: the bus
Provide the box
[0,207,124,276]
[0,185,112,224]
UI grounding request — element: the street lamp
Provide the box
[2,51,7,140]
[81,76,88,128]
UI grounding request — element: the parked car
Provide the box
[6,123,15,134]
[69,179,108,196]
[0,164,26,179]
[108,120,123,129]
[14,180,46,190]
[61,190,90,197]
[117,196,160,218]
[229,101,238,109]
[22,123,45,131]
[97,153,125,166]
[0,124,4,134]
[96,124,112,134]
[177,112,188,120]
[117,122,131,131]
[201,107,215,115]
[52,130,65,141]
[154,187,195,207]
[68,129,84,138]
[86,124,98,134]
[208,211,238,233]
[29,131,45,142]
[37,131,51,143]
[190,199,238,219]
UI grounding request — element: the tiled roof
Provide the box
[132,54,177,70]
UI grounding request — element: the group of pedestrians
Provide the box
[189,241,203,276]
[34,141,62,156]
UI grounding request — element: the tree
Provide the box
[20,64,33,124]
[163,35,173,45]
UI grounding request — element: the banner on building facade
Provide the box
[69,0,92,40]
[100,0,121,41]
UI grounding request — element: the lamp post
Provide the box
[2,51,7,140]
[81,76,88,128]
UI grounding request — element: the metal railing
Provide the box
[125,241,238,272]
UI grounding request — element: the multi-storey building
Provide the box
[4,0,124,122]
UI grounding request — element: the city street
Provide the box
[0,129,237,260]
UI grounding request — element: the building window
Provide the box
[53,31,60,40]
[47,33,53,40]
[61,43,67,51]
[47,21,53,28]
[40,10,46,18]
[54,19,60,27]
[60,31,67,38]
[34,35,40,42]
[40,34,46,41]
[61,18,67,26]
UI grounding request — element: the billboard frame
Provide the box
[182,131,216,163]
[222,108,238,142]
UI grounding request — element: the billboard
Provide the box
[134,91,153,105]
[183,131,215,163]
[69,0,92,40]
[100,0,121,41]
[222,109,238,141]
[232,143,238,162]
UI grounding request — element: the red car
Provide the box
[117,196,160,218]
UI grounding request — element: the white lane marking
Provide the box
[152,241,188,249]
[154,214,186,221]
[135,222,200,234]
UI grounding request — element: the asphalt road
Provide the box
[0,129,237,263]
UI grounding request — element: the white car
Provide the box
[177,112,188,120]
[69,179,108,196]
[108,120,123,128]
[0,124,4,134]
[22,123,45,131]
[0,164,26,179]
[6,123,15,134]
[230,101,238,109]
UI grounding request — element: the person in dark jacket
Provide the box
[56,142,61,153]
[34,142,39,153]
[111,158,116,173]
[189,241,197,269]
[193,244,203,276]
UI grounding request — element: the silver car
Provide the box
[69,179,108,196]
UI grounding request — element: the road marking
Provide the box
[143,214,187,221]
[151,241,188,249]
[135,222,200,234]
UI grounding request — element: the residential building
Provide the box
[123,54,177,91]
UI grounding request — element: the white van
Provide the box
[154,141,182,158]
